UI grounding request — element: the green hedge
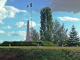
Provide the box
[41,41,57,46]
[75,42,80,46]
[0,41,57,46]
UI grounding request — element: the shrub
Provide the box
[0,41,57,46]
[75,42,80,46]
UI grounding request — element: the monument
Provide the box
[9,44,11,47]
[25,20,31,41]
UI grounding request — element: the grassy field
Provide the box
[0,46,80,51]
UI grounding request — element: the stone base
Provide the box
[38,44,39,47]
[9,44,11,47]
[25,40,32,41]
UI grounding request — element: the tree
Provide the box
[40,7,53,42]
[30,28,39,41]
[67,25,79,46]
[52,20,68,46]
[58,23,68,46]
[51,19,61,45]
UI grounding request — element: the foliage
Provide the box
[51,19,61,45]
[40,7,68,46]
[30,27,40,41]
[40,7,53,42]
[0,48,80,60]
[41,41,57,46]
[52,20,68,46]
[67,25,80,46]
[0,41,57,46]
[75,42,80,46]
[58,23,68,46]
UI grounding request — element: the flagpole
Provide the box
[31,3,32,40]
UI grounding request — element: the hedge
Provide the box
[0,41,57,46]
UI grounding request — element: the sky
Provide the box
[0,0,80,43]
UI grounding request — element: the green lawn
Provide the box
[0,46,80,51]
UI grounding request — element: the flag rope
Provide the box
[31,3,32,40]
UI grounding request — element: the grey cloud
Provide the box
[47,0,80,13]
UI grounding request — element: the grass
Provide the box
[0,46,79,49]
[0,46,80,51]
[0,46,80,60]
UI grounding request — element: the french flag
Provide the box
[27,3,32,8]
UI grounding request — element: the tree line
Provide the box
[31,7,80,46]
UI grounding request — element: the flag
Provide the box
[27,3,32,8]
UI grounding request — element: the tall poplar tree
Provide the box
[40,7,53,42]
[67,25,79,46]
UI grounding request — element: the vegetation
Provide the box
[40,7,53,42]
[0,41,57,46]
[52,20,68,46]
[40,7,69,46]
[67,25,80,46]
[0,48,80,60]
[30,27,40,41]
[39,7,80,47]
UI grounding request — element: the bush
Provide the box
[75,42,80,46]
[0,41,57,46]
[41,41,57,46]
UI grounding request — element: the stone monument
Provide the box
[9,44,11,47]
[77,45,78,47]
[25,20,31,41]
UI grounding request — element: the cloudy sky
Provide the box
[0,0,80,43]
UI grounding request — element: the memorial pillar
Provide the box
[25,20,31,41]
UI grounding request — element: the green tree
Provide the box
[40,7,53,42]
[58,23,68,46]
[52,20,68,46]
[67,25,79,46]
[52,19,61,45]
[30,28,39,41]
